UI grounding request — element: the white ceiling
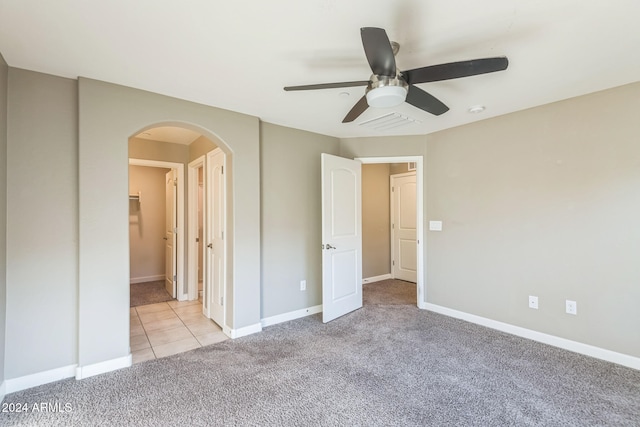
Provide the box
[1,1,639,139]
[135,126,201,145]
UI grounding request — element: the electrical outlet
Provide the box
[300,280,306,291]
[566,300,577,315]
[528,296,538,309]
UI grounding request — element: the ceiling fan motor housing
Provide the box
[366,74,409,108]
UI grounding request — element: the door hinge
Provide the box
[221,231,224,239]
[221,166,224,174]
[392,260,395,266]
[196,237,200,243]
[173,178,178,186]
[174,227,178,234]
[392,223,394,229]
[220,297,224,306]
[392,187,395,192]
[173,275,177,281]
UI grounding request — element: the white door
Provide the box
[206,148,225,327]
[165,169,177,297]
[321,153,362,323]
[391,172,417,283]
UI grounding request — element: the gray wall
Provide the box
[341,82,640,358]
[5,69,78,378]
[78,78,261,367]
[0,52,8,390]
[260,122,340,318]
[362,163,391,278]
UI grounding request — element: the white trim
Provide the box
[129,158,186,300]
[129,274,165,284]
[261,305,323,328]
[187,156,206,301]
[362,274,392,284]
[0,380,6,402]
[356,156,425,307]
[75,354,132,380]
[223,323,262,339]
[424,303,640,371]
[5,364,77,394]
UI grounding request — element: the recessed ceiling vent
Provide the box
[358,112,422,132]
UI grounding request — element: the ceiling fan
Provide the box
[284,27,509,123]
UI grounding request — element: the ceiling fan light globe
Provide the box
[366,85,407,108]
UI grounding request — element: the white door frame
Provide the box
[187,156,205,301]
[356,156,425,308]
[129,158,187,301]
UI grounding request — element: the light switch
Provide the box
[429,221,443,231]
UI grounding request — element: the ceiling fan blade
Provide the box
[361,27,397,77]
[403,57,509,84]
[284,81,369,91]
[405,85,449,116]
[342,95,369,123]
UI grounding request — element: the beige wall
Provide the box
[341,81,640,358]
[260,122,340,318]
[129,137,189,164]
[362,163,391,278]
[5,69,79,378]
[390,162,411,175]
[129,165,170,282]
[0,52,8,390]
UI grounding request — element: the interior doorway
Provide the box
[188,156,205,302]
[320,154,425,323]
[129,159,185,301]
[359,156,424,307]
[188,147,227,329]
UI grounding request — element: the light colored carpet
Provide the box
[2,294,639,425]
[130,280,173,307]
[363,279,416,305]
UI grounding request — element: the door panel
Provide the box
[392,173,417,283]
[165,169,177,297]
[206,148,225,327]
[322,153,362,323]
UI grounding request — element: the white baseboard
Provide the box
[130,275,164,284]
[423,303,640,371]
[5,364,77,394]
[223,323,262,339]
[0,380,5,402]
[75,354,132,380]
[261,305,323,328]
[363,274,391,284]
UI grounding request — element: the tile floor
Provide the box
[130,299,228,364]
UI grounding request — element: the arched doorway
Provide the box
[127,124,229,363]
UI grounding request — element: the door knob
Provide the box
[326,244,336,249]
[163,237,168,240]
[207,243,213,249]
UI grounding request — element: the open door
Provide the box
[321,153,362,323]
[165,169,177,298]
[206,148,226,327]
